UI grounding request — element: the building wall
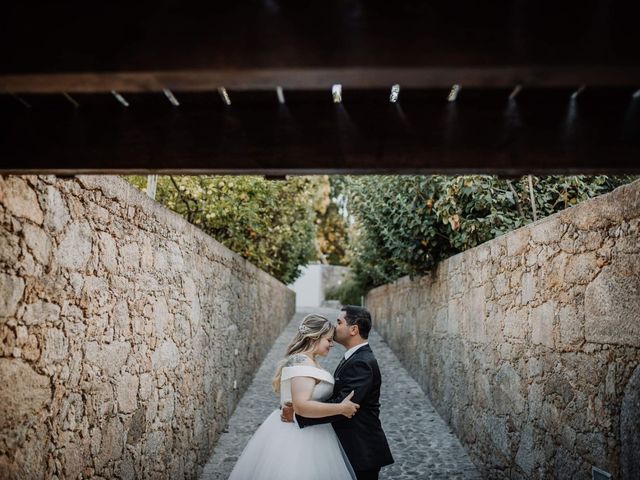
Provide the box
[366,179,640,479]
[0,175,295,479]
[289,264,350,308]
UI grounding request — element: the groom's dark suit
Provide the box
[296,344,394,476]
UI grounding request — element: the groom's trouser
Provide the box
[355,468,380,480]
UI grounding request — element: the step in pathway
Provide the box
[200,307,481,479]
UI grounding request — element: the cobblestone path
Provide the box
[200,308,481,479]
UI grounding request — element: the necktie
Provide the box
[335,356,347,377]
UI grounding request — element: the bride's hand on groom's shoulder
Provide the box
[340,391,360,418]
[280,402,294,422]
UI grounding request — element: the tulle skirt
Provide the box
[228,409,356,480]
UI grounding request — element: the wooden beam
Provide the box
[0,89,638,174]
[3,67,640,94]
[2,2,640,93]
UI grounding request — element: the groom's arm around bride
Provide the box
[284,306,394,480]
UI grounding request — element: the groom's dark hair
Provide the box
[341,305,371,339]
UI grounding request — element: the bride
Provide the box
[228,314,359,479]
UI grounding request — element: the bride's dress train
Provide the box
[228,364,356,480]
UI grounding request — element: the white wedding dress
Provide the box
[228,360,356,479]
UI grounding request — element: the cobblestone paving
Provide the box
[200,308,481,479]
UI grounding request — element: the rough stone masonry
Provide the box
[0,175,295,479]
[366,179,640,479]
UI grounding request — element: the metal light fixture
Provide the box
[571,85,586,100]
[163,88,180,106]
[509,85,523,100]
[111,90,129,107]
[448,84,461,102]
[10,93,31,109]
[62,92,80,108]
[332,84,342,103]
[389,84,400,103]
[218,87,232,106]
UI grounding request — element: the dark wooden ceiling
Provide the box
[1,1,639,174]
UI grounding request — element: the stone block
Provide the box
[139,373,153,401]
[0,358,51,432]
[565,180,640,229]
[85,341,131,377]
[485,415,510,458]
[116,372,139,414]
[531,216,564,245]
[55,221,93,270]
[154,297,170,338]
[0,176,44,224]
[126,407,147,445]
[565,252,599,284]
[553,446,582,479]
[43,185,70,232]
[59,393,84,432]
[23,223,52,264]
[506,228,530,256]
[515,425,535,475]
[527,357,543,378]
[527,383,543,420]
[530,301,555,348]
[575,431,606,464]
[543,252,568,289]
[520,272,536,305]
[446,299,462,336]
[585,262,640,347]
[473,374,492,409]
[143,430,166,459]
[469,286,487,343]
[23,300,61,326]
[152,340,180,371]
[98,232,118,273]
[493,273,509,296]
[558,305,583,346]
[60,436,86,479]
[112,299,131,338]
[96,416,124,470]
[120,243,140,270]
[42,327,68,363]
[0,233,20,265]
[434,307,448,333]
[141,237,154,269]
[0,274,24,317]
[494,363,525,415]
[504,308,528,339]
[621,365,640,479]
[81,276,110,309]
[11,426,48,478]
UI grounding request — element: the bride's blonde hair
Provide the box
[272,314,334,393]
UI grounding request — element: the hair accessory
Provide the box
[298,323,312,335]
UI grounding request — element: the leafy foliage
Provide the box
[124,175,322,284]
[344,175,635,290]
[315,177,351,266]
[324,277,364,306]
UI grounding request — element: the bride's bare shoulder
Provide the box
[284,353,315,367]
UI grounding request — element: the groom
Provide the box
[281,305,394,480]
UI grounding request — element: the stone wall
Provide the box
[366,180,640,479]
[0,175,295,479]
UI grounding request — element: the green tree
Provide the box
[124,175,321,284]
[314,176,351,266]
[344,175,635,290]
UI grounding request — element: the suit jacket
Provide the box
[296,344,394,472]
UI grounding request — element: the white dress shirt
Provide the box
[343,342,369,360]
